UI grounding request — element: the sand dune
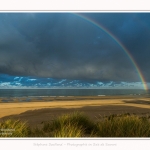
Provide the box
[0,96,150,128]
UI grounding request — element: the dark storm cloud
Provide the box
[0,13,150,82]
[83,13,150,81]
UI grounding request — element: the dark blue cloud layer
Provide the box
[0,13,150,82]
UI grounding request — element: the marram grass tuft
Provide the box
[0,113,150,137]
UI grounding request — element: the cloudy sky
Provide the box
[0,13,150,89]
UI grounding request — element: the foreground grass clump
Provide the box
[96,114,150,137]
[43,112,96,137]
[0,119,29,137]
[1,113,150,137]
[53,123,83,137]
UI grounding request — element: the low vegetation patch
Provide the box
[0,119,29,137]
[43,112,96,137]
[0,112,150,137]
[95,114,150,137]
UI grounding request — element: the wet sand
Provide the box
[0,96,150,128]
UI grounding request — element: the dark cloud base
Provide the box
[0,13,150,82]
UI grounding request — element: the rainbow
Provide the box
[73,13,148,90]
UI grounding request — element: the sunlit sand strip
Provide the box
[0,99,150,118]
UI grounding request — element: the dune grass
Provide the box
[0,119,29,137]
[95,114,150,137]
[1,112,150,137]
[53,123,83,137]
[43,112,96,137]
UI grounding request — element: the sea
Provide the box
[0,89,149,98]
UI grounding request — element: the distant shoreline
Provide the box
[0,95,149,103]
[0,89,148,98]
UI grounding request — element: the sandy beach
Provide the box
[0,96,150,128]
